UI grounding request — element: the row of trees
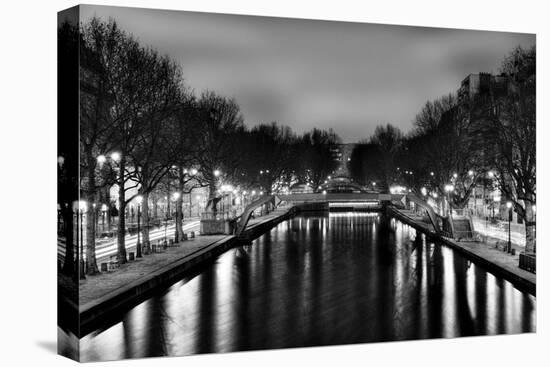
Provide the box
[58,18,340,277]
[350,46,536,253]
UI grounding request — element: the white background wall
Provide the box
[0,1,548,366]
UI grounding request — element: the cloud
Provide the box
[81,5,535,142]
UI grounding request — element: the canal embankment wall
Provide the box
[387,205,536,297]
[75,206,298,338]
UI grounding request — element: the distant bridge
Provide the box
[276,192,405,204]
[234,192,407,236]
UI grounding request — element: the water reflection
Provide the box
[78,212,536,361]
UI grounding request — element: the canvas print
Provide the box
[57,4,536,362]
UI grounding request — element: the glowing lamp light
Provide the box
[430,171,434,176]
[190,168,198,175]
[78,200,87,212]
[259,191,264,195]
[97,155,106,164]
[136,195,143,204]
[421,187,427,196]
[251,190,256,196]
[532,205,536,214]
[453,173,458,178]
[213,169,221,177]
[110,152,121,162]
[322,190,327,195]
[444,184,454,192]
[173,192,180,200]
[468,170,474,176]
[506,201,513,209]
[101,204,108,212]
[488,171,494,178]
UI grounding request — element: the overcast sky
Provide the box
[81,5,535,143]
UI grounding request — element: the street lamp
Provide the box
[506,201,513,253]
[110,152,121,162]
[213,169,221,177]
[190,168,198,176]
[101,204,107,232]
[92,203,97,240]
[97,154,106,165]
[136,195,143,258]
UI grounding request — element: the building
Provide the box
[457,72,522,224]
[458,72,509,105]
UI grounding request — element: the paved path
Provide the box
[79,234,227,307]
[391,207,535,295]
[58,219,200,264]
[78,206,294,309]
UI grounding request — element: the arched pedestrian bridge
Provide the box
[234,192,407,236]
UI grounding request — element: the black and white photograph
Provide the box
[3,1,548,366]
[54,3,539,363]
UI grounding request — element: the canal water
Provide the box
[77,212,536,361]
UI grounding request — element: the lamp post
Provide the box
[506,201,513,254]
[136,195,143,258]
[78,200,87,279]
[189,168,197,217]
[173,192,181,242]
[101,204,107,232]
[92,203,97,240]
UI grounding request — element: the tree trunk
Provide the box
[116,158,128,264]
[175,196,183,242]
[142,191,151,252]
[153,196,158,219]
[524,201,536,254]
[61,205,76,277]
[175,173,184,241]
[85,205,99,274]
[209,180,218,215]
[85,158,99,275]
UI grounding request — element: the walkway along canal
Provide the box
[67,210,535,362]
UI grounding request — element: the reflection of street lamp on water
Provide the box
[136,195,143,258]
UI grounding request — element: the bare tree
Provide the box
[194,91,245,215]
[413,93,456,134]
[369,124,403,193]
[476,46,536,253]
